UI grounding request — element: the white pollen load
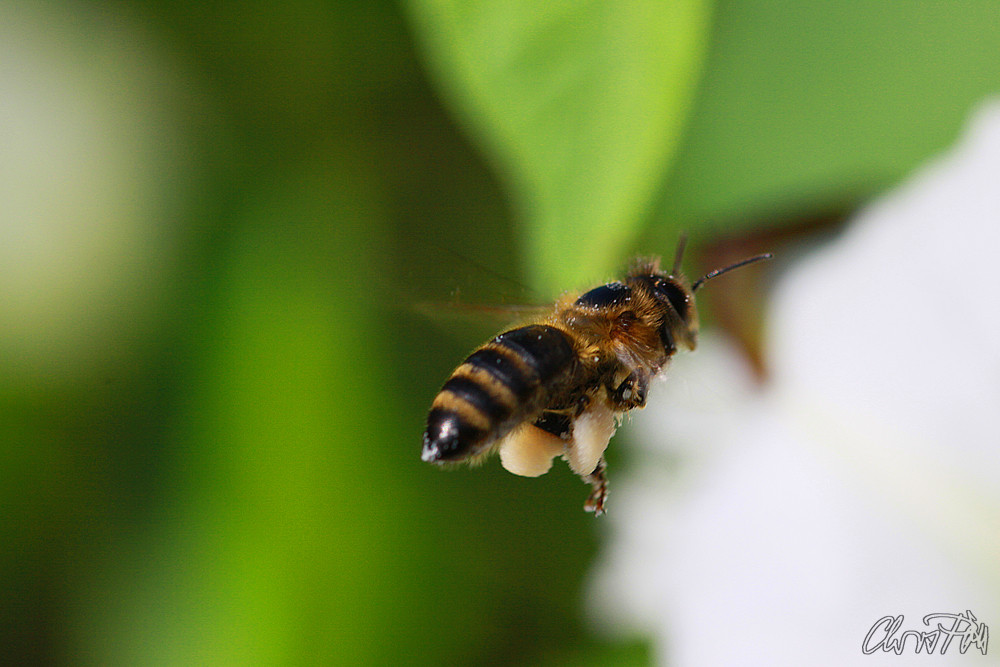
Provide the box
[565,402,617,476]
[498,424,566,477]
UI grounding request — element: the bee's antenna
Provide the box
[671,233,688,276]
[692,253,773,292]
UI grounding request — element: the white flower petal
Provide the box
[589,100,1000,665]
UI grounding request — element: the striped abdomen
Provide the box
[422,324,576,463]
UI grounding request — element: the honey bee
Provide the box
[421,239,771,515]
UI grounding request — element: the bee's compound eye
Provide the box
[575,282,631,309]
[651,278,690,318]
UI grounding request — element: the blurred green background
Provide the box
[2,1,998,664]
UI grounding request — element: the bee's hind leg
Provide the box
[582,457,608,515]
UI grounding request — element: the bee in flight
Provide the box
[421,239,771,515]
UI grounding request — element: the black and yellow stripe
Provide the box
[422,325,575,462]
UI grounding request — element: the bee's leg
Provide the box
[610,371,649,410]
[534,392,591,440]
[582,457,608,515]
[533,411,573,439]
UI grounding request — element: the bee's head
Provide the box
[629,261,699,353]
[629,237,773,353]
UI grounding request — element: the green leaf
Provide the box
[653,0,1000,237]
[406,0,713,291]
[71,164,429,665]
